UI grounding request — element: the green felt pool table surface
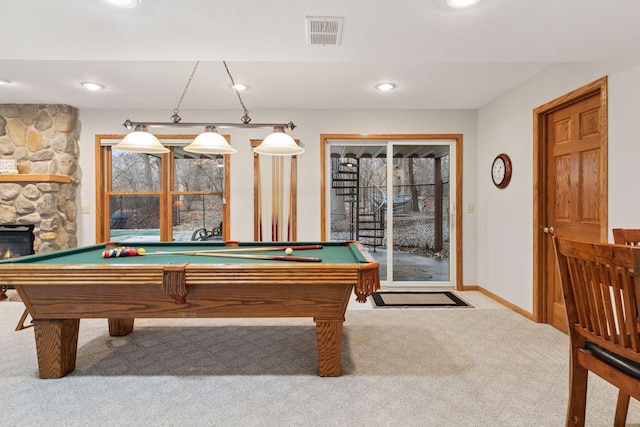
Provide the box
[2,241,369,265]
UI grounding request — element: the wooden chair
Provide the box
[612,228,640,246]
[553,237,640,427]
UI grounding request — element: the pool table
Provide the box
[0,240,379,379]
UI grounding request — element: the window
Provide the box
[96,135,230,243]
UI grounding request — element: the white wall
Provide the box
[76,108,478,284]
[476,62,640,313]
[608,63,640,228]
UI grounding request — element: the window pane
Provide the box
[329,156,387,281]
[109,195,160,242]
[172,194,223,241]
[174,156,225,192]
[111,151,161,192]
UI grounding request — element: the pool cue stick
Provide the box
[278,156,283,241]
[273,157,276,241]
[271,157,276,241]
[256,154,263,241]
[272,157,280,242]
[147,245,323,256]
[287,157,292,241]
[286,195,291,241]
[191,252,322,262]
[290,154,297,241]
[274,156,279,241]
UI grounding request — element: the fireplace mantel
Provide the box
[0,174,71,184]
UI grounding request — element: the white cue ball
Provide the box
[285,247,294,255]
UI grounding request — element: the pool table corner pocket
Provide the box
[355,261,380,303]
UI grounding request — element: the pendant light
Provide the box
[112,125,169,153]
[183,126,237,154]
[253,126,304,156]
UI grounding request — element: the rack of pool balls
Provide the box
[102,246,146,258]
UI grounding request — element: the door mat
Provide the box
[371,291,472,308]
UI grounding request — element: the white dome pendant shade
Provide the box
[113,126,170,153]
[184,126,237,154]
[253,126,304,156]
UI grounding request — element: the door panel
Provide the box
[544,92,604,332]
[390,145,451,286]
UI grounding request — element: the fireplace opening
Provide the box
[0,224,35,300]
[0,224,35,259]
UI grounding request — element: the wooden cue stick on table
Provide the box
[189,252,322,262]
[147,245,323,256]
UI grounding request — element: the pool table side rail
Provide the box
[0,263,367,285]
[2,265,379,318]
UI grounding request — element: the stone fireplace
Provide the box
[0,104,79,254]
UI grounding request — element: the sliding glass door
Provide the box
[388,143,453,287]
[327,139,456,288]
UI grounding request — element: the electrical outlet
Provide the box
[81,205,90,214]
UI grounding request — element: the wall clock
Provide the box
[491,153,512,189]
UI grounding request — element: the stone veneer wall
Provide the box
[0,104,79,253]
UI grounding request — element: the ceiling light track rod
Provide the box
[123,119,296,131]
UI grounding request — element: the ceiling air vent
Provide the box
[306,16,344,45]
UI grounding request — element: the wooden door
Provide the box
[537,83,607,332]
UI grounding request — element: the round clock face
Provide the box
[491,154,512,188]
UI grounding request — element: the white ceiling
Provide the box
[1,0,639,111]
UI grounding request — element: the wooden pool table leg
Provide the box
[314,318,344,377]
[33,318,80,379]
[108,318,135,336]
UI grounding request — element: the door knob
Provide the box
[543,226,554,234]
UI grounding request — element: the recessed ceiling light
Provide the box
[80,81,106,91]
[375,82,396,91]
[232,83,248,91]
[0,79,11,85]
[444,0,481,9]
[103,0,141,8]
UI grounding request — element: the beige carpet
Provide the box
[1,290,639,427]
